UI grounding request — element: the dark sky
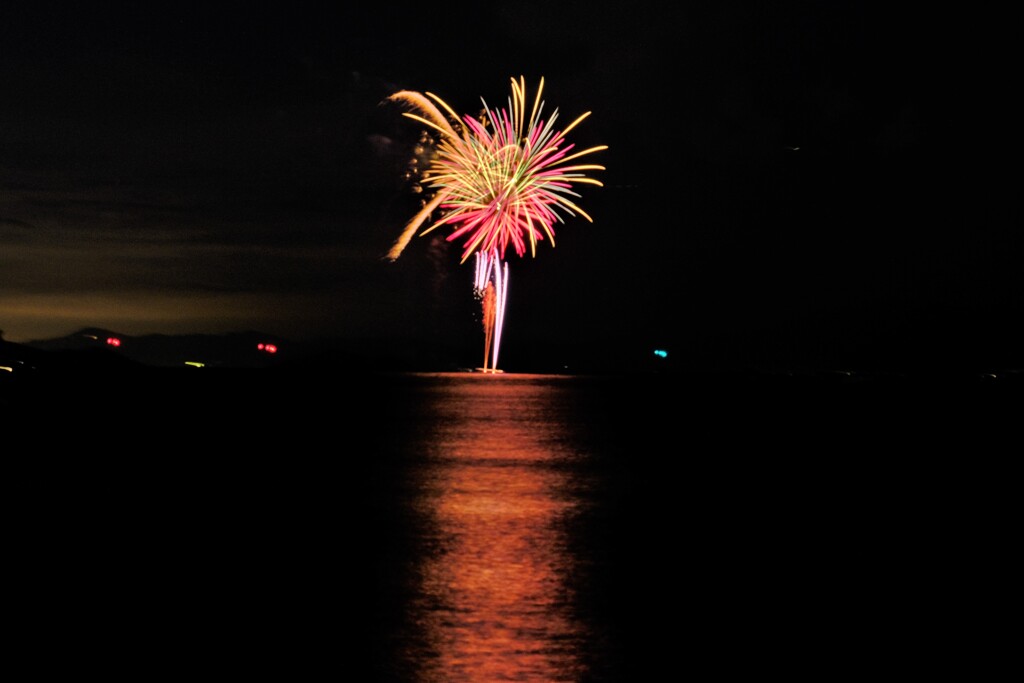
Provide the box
[1,3,1018,370]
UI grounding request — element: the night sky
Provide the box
[1,3,1018,371]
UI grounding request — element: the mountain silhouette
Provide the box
[16,327,290,369]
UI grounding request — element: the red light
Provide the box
[257,342,277,354]
[106,337,121,347]
[257,343,265,350]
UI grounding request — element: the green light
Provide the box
[654,349,668,359]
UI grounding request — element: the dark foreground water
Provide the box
[7,369,1017,680]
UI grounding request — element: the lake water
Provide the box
[9,369,1012,680]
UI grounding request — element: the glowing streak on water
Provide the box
[398,376,592,681]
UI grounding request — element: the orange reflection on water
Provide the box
[407,376,587,682]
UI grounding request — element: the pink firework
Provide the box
[385,76,605,371]
[386,76,606,263]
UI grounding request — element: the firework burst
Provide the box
[386,76,606,263]
[385,76,605,371]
